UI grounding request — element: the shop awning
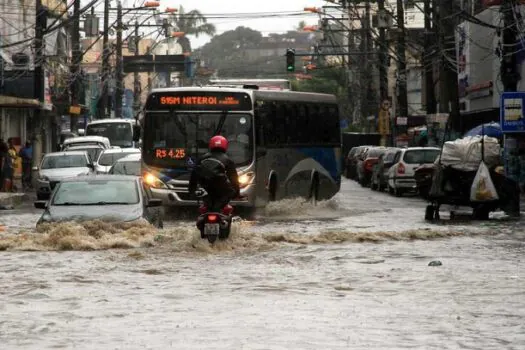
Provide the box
[0,95,40,108]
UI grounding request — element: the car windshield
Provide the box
[403,149,440,164]
[68,147,103,163]
[143,112,253,167]
[41,154,88,169]
[109,161,141,176]
[86,123,133,147]
[98,151,139,166]
[52,180,139,205]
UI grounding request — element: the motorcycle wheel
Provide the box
[207,235,218,244]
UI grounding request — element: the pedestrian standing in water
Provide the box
[19,141,33,190]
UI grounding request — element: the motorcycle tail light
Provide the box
[207,214,218,223]
[222,204,233,215]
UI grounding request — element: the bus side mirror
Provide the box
[256,147,267,158]
[133,125,141,142]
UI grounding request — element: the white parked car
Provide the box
[35,151,95,200]
[95,148,141,174]
[387,147,440,196]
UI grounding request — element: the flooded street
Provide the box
[1,180,524,349]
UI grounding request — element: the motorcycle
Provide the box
[195,188,234,244]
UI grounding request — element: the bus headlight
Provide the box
[238,172,254,188]
[144,173,168,189]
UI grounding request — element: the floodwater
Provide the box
[0,180,524,349]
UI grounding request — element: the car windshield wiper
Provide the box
[53,202,85,206]
[85,201,133,205]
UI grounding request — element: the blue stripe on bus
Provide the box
[298,147,340,181]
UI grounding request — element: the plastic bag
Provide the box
[470,161,499,202]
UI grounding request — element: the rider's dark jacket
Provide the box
[188,149,240,199]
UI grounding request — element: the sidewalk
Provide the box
[0,192,30,209]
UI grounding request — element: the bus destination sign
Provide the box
[147,91,252,111]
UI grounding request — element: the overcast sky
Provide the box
[118,0,326,48]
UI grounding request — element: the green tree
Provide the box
[297,20,307,31]
[170,6,216,54]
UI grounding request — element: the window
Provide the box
[41,154,89,169]
[52,180,139,205]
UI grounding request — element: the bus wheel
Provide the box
[268,177,277,202]
[309,178,319,206]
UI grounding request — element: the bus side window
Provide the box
[264,102,278,146]
[308,104,320,144]
[276,103,288,145]
[319,105,330,143]
[329,105,341,144]
[298,104,309,144]
[255,106,265,147]
[288,104,299,144]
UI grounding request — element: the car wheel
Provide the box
[394,187,403,197]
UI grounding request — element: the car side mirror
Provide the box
[147,198,162,208]
[34,201,47,209]
[133,125,141,142]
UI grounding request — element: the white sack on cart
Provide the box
[438,136,501,171]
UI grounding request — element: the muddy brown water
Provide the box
[0,182,523,349]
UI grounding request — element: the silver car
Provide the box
[35,151,95,200]
[95,148,141,174]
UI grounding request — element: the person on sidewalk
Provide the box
[0,139,6,191]
[19,141,33,190]
[2,138,17,192]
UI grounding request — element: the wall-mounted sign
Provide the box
[500,92,525,132]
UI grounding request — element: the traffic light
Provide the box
[286,48,295,72]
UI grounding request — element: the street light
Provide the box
[165,7,178,13]
[171,31,185,38]
[303,25,319,32]
[144,1,160,7]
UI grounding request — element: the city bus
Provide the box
[85,118,141,148]
[141,87,342,209]
[209,79,291,91]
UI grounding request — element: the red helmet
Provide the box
[209,135,228,152]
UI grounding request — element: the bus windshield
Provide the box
[86,122,133,147]
[143,112,253,167]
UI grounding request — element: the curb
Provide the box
[0,193,29,208]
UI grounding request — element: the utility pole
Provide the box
[395,0,408,123]
[114,0,123,119]
[423,0,436,114]
[32,0,46,172]
[133,21,141,120]
[70,0,81,133]
[500,0,521,92]
[377,0,388,101]
[99,0,110,118]
[437,0,460,132]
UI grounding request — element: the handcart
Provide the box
[424,123,520,221]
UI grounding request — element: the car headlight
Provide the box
[39,175,49,181]
[238,171,255,188]
[143,173,168,189]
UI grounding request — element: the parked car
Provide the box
[387,147,441,196]
[64,144,105,164]
[370,147,400,191]
[34,151,95,200]
[95,148,141,174]
[34,175,163,228]
[357,146,388,186]
[108,153,141,176]
[345,145,371,180]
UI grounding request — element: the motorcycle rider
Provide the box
[188,135,240,213]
